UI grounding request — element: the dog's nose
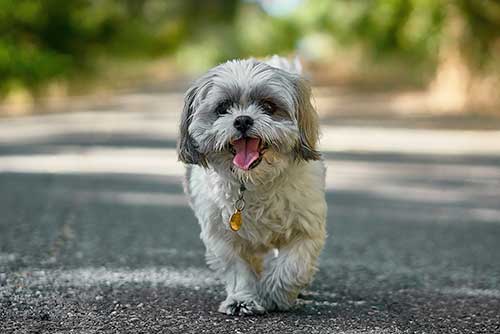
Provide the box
[233,116,254,133]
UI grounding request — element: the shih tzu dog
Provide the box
[178,56,327,315]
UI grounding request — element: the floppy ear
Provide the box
[177,84,208,167]
[294,77,321,161]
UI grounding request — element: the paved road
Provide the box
[1,89,500,333]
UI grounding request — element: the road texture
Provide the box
[1,87,500,333]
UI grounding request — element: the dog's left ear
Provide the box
[177,82,209,167]
[294,77,321,161]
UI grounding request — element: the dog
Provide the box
[178,56,327,315]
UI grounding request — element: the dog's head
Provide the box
[178,58,320,181]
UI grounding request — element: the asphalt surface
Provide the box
[1,89,500,333]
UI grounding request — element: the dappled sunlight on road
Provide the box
[1,107,499,227]
[321,125,500,155]
[325,159,500,203]
[70,190,189,207]
[0,147,182,176]
[9,266,216,288]
[1,137,499,216]
[0,93,182,144]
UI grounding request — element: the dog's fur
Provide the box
[178,56,327,315]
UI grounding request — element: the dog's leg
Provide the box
[204,238,265,316]
[259,236,325,310]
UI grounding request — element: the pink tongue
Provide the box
[232,138,261,170]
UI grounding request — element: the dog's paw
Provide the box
[258,294,293,312]
[218,296,265,316]
[258,276,299,311]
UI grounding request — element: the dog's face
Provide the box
[178,59,320,182]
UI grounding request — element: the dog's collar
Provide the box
[229,183,246,231]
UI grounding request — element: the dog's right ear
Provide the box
[177,83,208,167]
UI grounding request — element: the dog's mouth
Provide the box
[230,137,268,170]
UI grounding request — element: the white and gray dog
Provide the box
[178,56,327,315]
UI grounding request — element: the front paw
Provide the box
[259,275,300,311]
[218,295,265,316]
[258,290,294,312]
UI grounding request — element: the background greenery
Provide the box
[0,0,499,106]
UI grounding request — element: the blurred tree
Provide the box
[0,0,118,95]
[428,1,500,110]
[0,0,498,109]
[293,0,499,108]
[0,0,241,96]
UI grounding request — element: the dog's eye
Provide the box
[260,101,276,115]
[215,101,231,116]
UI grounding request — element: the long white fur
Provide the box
[179,56,327,315]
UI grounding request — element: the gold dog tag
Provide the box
[229,209,242,231]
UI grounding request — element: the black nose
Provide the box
[233,116,254,133]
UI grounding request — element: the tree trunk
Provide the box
[428,4,470,112]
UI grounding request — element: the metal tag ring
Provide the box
[235,198,246,211]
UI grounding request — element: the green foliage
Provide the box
[293,0,444,63]
[0,0,498,96]
[0,0,244,94]
[1,0,112,93]
[457,0,500,69]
